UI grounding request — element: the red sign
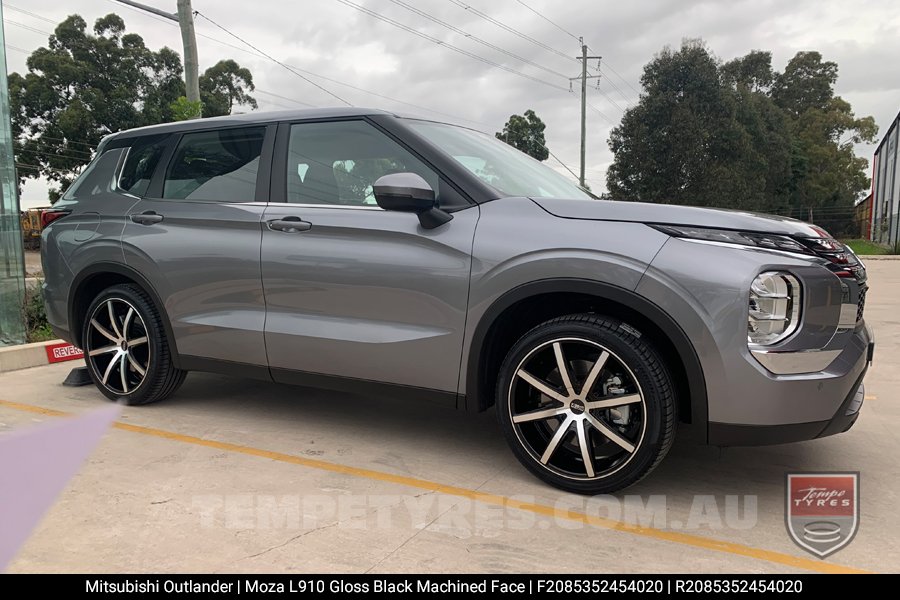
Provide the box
[45,342,85,364]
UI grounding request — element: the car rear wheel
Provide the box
[496,314,676,494]
[82,284,186,405]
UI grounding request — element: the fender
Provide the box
[68,261,183,369]
[465,278,708,431]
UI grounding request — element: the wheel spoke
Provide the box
[585,413,635,453]
[552,342,575,397]
[127,352,146,376]
[120,354,129,393]
[107,301,122,339]
[91,319,118,343]
[516,369,567,403]
[88,345,118,357]
[122,308,134,339]
[128,336,148,346]
[540,416,573,464]
[576,419,595,477]
[586,393,642,410]
[101,353,120,385]
[578,350,609,399]
[513,406,568,423]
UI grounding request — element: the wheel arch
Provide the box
[465,278,708,432]
[69,262,182,368]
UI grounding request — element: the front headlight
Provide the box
[748,272,801,345]
[650,224,813,255]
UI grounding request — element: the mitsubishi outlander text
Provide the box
[42,108,874,493]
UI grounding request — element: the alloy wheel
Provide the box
[508,337,646,481]
[85,298,151,395]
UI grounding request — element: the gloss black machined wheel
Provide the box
[85,297,150,395]
[82,284,187,405]
[497,314,676,494]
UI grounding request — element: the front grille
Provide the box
[857,287,867,323]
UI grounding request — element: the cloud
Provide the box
[7,0,900,206]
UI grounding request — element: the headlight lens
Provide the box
[748,272,801,345]
[650,225,813,255]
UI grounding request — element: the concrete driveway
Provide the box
[2,261,898,574]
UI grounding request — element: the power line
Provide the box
[602,62,641,96]
[104,0,491,127]
[596,66,632,107]
[3,18,52,36]
[388,0,569,79]
[255,89,317,109]
[192,11,351,106]
[514,0,580,43]
[332,0,570,92]
[592,85,624,113]
[447,0,575,63]
[4,4,56,25]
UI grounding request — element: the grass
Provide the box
[841,239,892,256]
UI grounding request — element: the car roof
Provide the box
[107,107,397,141]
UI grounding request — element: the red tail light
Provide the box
[40,210,69,229]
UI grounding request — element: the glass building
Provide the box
[0,7,27,346]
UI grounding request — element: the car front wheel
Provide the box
[497,314,676,494]
[82,284,186,405]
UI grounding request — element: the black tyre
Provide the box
[82,284,186,405]
[496,314,676,494]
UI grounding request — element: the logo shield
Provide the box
[785,472,859,558]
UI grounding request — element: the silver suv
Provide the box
[42,108,874,493]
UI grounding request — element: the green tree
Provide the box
[200,59,258,117]
[8,14,256,201]
[607,40,774,208]
[496,109,549,161]
[606,41,876,230]
[772,52,877,233]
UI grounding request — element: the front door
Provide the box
[262,119,478,395]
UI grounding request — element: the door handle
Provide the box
[267,217,312,233]
[131,211,164,225]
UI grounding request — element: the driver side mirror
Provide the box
[373,173,453,229]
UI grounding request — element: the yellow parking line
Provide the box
[0,398,869,574]
[864,395,877,401]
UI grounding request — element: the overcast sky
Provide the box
[4,0,900,208]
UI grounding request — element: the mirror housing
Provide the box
[373,173,453,229]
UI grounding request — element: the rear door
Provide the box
[262,119,478,397]
[121,125,275,368]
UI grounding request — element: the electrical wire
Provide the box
[447,0,576,63]
[192,11,351,106]
[332,0,570,92]
[388,0,569,79]
[514,0,581,43]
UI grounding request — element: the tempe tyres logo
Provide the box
[785,472,859,558]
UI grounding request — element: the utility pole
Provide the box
[114,0,201,116]
[176,0,201,109]
[571,40,601,189]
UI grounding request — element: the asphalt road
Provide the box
[1,260,898,574]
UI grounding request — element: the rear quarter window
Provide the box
[118,135,169,197]
[61,148,126,201]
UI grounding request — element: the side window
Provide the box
[118,135,168,197]
[285,120,438,206]
[163,127,265,202]
[61,148,126,200]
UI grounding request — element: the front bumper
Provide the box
[709,327,873,446]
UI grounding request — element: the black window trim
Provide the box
[268,115,476,211]
[144,123,277,204]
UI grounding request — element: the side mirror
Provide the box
[373,173,453,229]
